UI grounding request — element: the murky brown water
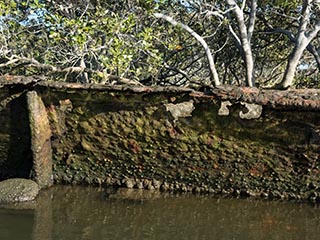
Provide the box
[1,185,320,240]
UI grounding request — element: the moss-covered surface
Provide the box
[36,87,320,202]
[1,78,320,202]
[27,91,53,189]
[0,178,39,203]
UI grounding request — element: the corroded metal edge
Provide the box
[1,75,320,110]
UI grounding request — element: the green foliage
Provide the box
[0,1,16,15]
[0,0,319,88]
[260,0,300,8]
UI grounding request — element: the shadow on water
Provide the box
[1,185,320,240]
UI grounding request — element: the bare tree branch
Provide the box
[299,0,312,34]
[154,13,221,86]
[257,10,320,71]
[279,0,320,88]
[267,28,320,70]
[228,25,241,47]
[226,0,255,87]
[0,55,143,86]
[247,0,257,42]
[307,21,320,41]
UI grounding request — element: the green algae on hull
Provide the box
[41,88,320,202]
[0,78,319,203]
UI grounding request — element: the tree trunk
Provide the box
[227,0,255,87]
[280,38,309,89]
[242,41,255,87]
[279,0,320,88]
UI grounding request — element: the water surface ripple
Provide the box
[1,185,320,240]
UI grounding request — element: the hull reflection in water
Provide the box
[1,185,320,240]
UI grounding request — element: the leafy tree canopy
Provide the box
[0,0,319,88]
